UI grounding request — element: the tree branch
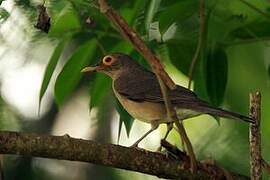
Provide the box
[249,92,262,179]
[0,131,249,179]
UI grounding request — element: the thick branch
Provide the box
[97,0,176,90]
[249,92,262,180]
[0,131,248,179]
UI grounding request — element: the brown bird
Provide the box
[81,53,253,147]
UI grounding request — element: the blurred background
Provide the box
[0,0,270,179]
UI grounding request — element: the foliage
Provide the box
[0,7,8,22]
[1,0,270,178]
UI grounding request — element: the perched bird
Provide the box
[81,53,253,147]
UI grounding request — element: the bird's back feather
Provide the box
[114,69,253,123]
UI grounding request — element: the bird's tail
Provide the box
[197,103,254,123]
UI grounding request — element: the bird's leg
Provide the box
[175,121,197,173]
[131,122,159,147]
[163,122,173,140]
[175,125,186,153]
[157,122,173,151]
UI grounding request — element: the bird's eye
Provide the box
[103,55,114,65]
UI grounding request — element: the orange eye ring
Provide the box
[102,55,115,65]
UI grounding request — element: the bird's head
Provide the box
[81,53,141,79]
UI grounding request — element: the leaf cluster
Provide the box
[35,0,270,139]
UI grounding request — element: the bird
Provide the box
[81,53,253,147]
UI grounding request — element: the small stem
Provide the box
[238,0,270,21]
[188,0,205,89]
[262,158,270,174]
[96,38,107,55]
[249,91,262,180]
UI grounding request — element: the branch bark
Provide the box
[249,92,262,180]
[0,131,249,179]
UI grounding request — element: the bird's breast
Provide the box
[112,84,166,123]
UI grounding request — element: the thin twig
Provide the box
[249,91,262,180]
[96,38,107,55]
[187,0,205,89]
[0,131,250,179]
[238,0,270,21]
[262,158,270,174]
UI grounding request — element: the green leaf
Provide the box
[54,39,97,105]
[145,0,161,30]
[129,0,147,26]
[157,0,198,32]
[111,41,133,53]
[206,47,228,106]
[49,3,81,36]
[230,21,270,39]
[115,99,134,137]
[148,21,162,42]
[158,43,170,63]
[39,38,68,111]
[193,50,209,101]
[0,7,9,22]
[130,50,150,69]
[90,74,111,108]
[167,41,197,75]
[162,23,177,42]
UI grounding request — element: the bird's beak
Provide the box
[81,66,99,73]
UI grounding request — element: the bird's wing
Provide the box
[114,71,201,106]
[114,72,253,123]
